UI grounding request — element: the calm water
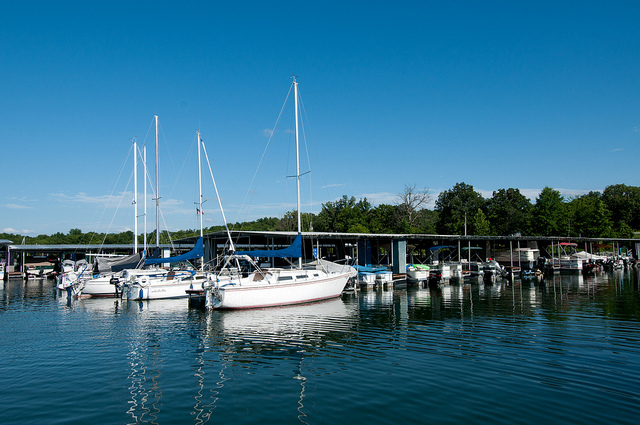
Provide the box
[1,271,639,425]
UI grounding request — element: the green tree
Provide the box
[434,182,485,235]
[413,209,438,234]
[601,184,640,232]
[315,196,371,233]
[473,208,491,236]
[275,211,315,232]
[531,187,567,236]
[567,192,612,238]
[486,188,532,236]
[369,204,401,234]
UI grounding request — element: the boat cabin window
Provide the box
[296,274,307,279]
[278,276,293,281]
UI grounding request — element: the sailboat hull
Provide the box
[208,270,352,309]
[80,275,119,297]
[124,270,201,300]
[126,281,195,300]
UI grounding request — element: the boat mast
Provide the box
[154,115,160,247]
[143,145,147,251]
[294,77,302,268]
[197,131,203,239]
[133,137,138,254]
[197,131,204,271]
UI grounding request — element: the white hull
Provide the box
[375,271,393,284]
[207,268,354,309]
[80,269,175,297]
[437,264,451,279]
[406,269,428,281]
[358,272,376,286]
[125,270,204,301]
[126,280,195,300]
[80,275,120,297]
[26,267,53,278]
[556,257,584,272]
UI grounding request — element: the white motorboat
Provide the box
[406,264,429,282]
[358,271,376,286]
[375,271,394,286]
[56,259,93,290]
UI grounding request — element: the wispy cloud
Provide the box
[611,148,624,152]
[518,189,545,200]
[322,183,346,189]
[2,227,35,235]
[4,203,34,210]
[50,192,191,211]
[477,188,596,201]
[360,192,398,205]
[557,188,595,199]
[50,191,132,207]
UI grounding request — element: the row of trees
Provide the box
[432,183,637,238]
[307,182,640,238]
[4,183,639,246]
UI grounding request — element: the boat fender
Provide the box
[139,288,144,300]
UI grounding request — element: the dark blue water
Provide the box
[1,271,639,424]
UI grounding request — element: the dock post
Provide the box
[392,240,406,274]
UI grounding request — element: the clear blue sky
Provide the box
[2,1,639,236]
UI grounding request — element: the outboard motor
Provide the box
[427,270,442,288]
[110,275,122,296]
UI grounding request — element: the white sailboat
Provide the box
[123,240,205,300]
[203,78,357,309]
[75,138,147,298]
[124,124,207,301]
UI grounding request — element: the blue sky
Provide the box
[1,1,639,236]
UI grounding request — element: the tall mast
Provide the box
[197,131,203,239]
[197,131,204,272]
[294,78,302,268]
[154,115,160,247]
[133,137,138,254]
[143,145,147,250]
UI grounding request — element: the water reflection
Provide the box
[198,298,359,423]
[2,271,639,424]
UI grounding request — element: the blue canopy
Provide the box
[235,234,302,258]
[145,237,203,265]
[430,245,455,251]
[356,265,387,273]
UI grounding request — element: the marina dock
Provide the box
[2,231,637,279]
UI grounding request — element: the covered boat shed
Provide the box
[177,230,640,273]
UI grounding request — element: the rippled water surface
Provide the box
[1,271,639,424]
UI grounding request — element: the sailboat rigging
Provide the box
[124,121,205,301]
[201,78,356,309]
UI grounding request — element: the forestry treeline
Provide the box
[4,183,639,245]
